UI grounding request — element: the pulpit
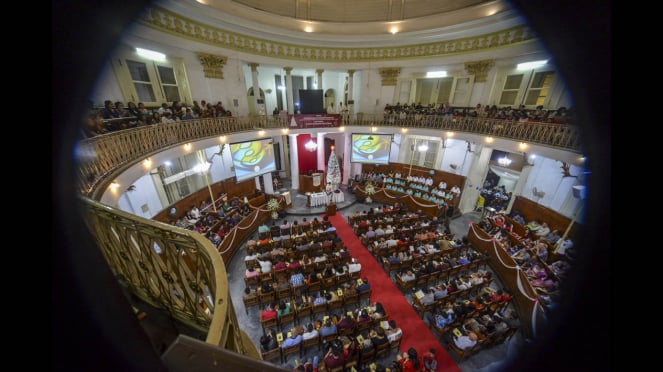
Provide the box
[299,173,325,193]
[326,202,337,216]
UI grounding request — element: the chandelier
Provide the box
[304,139,317,152]
[498,155,512,167]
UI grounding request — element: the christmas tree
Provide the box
[326,148,341,193]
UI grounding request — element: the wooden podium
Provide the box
[299,173,325,193]
[326,203,337,216]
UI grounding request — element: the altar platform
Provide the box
[275,180,358,216]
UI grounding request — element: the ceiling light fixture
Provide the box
[304,139,317,152]
[136,47,166,62]
[498,155,512,167]
[517,60,548,70]
[426,71,447,78]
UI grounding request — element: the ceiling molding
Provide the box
[140,5,537,63]
[160,0,524,44]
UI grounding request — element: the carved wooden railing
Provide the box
[352,113,581,151]
[76,115,580,199]
[75,113,578,355]
[466,223,546,339]
[79,196,256,355]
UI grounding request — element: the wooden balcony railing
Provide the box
[74,113,579,352]
[79,196,256,355]
[76,115,581,198]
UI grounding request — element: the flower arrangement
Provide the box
[365,182,376,203]
[267,198,280,220]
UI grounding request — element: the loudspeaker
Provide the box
[299,89,324,114]
[572,185,586,199]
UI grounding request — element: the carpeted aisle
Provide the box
[328,212,460,372]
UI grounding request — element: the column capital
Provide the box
[283,66,293,74]
[347,69,356,77]
[464,59,494,82]
[248,62,260,72]
[315,69,324,74]
[378,67,401,86]
[196,52,227,79]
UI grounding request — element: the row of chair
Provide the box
[393,257,489,292]
[244,256,355,286]
[244,273,368,310]
[445,325,519,361]
[261,325,401,368]
[257,289,374,332]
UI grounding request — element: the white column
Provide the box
[249,63,261,112]
[284,67,294,114]
[255,176,262,191]
[317,132,325,171]
[347,70,355,121]
[316,69,324,90]
[342,132,352,185]
[507,163,533,213]
[289,134,300,190]
[458,146,492,214]
[263,172,274,194]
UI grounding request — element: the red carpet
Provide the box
[327,212,460,372]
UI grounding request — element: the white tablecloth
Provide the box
[310,192,328,207]
[310,191,344,206]
[331,192,344,203]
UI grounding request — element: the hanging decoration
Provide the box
[267,198,280,220]
[364,182,376,203]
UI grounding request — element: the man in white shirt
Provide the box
[554,238,574,256]
[348,259,361,274]
[302,323,319,340]
[257,258,272,273]
[190,205,201,219]
[453,332,478,350]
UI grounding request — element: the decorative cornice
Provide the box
[464,59,495,82]
[197,52,227,79]
[379,67,401,86]
[141,6,537,63]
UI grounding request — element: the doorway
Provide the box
[480,149,523,211]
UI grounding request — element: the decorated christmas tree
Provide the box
[326,149,342,193]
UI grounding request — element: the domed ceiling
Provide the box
[190,0,517,38]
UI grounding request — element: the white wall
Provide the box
[89,61,124,106]
[521,156,584,217]
[438,138,472,174]
[357,68,385,115]
[92,37,570,119]
[117,173,164,218]
[205,145,234,182]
